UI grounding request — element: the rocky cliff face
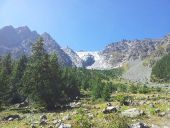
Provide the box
[0,26,74,66]
[63,47,84,67]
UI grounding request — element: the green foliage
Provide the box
[0,53,13,105]
[75,109,92,128]
[138,85,150,94]
[0,37,125,109]
[151,53,170,82]
[9,55,28,104]
[117,83,128,92]
[128,84,138,94]
[0,38,81,109]
[115,94,132,106]
[105,114,129,128]
[155,87,161,92]
[21,38,81,109]
[102,84,111,101]
[91,78,103,99]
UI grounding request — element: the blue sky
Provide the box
[0,0,170,51]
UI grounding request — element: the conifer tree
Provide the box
[9,55,28,103]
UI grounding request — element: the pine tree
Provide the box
[102,84,111,101]
[9,55,28,104]
[0,53,13,104]
[91,78,103,99]
[21,38,66,110]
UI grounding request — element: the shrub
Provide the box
[138,85,150,94]
[102,85,111,101]
[155,87,161,92]
[74,109,92,128]
[105,114,129,128]
[117,83,128,92]
[128,84,138,94]
[115,94,132,106]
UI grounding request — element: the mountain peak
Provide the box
[1,25,14,30]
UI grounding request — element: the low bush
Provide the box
[105,114,129,128]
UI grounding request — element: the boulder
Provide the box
[121,108,144,118]
[58,123,71,128]
[69,102,81,108]
[130,122,149,128]
[158,112,166,117]
[3,114,21,121]
[102,106,119,114]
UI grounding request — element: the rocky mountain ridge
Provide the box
[0,26,74,66]
[0,25,170,71]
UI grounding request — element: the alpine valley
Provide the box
[0,25,170,82]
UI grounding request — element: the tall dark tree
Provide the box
[0,53,13,104]
[9,55,28,104]
[21,38,64,109]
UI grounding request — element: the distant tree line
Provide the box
[151,53,170,83]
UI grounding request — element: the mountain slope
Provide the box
[0,25,170,82]
[0,26,74,66]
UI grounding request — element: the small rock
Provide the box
[39,114,47,125]
[130,122,149,128]
[58,123,71,128]
[107,102,112,106]
[3,114,21,121]
[69,102,81,108]
[53,120,59,125]
[102,106,119,114]
[87,113,94,119]
[8,117,14,121]
[40,114,47,120]
[155,109,160,114]
[149,103,154,108]
[158,112,166,117]
[17,100,29,108]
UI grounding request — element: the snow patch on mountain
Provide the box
[76,51,114,69]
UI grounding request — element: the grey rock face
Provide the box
[63,47,84,67]
[1,25,170,70]
[0,26,74,66]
